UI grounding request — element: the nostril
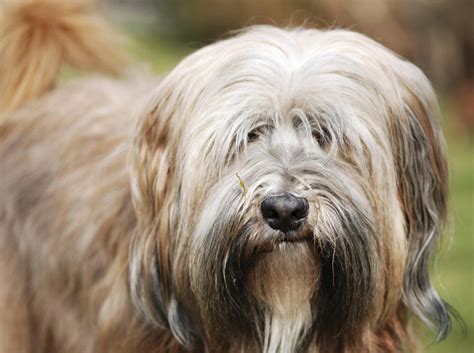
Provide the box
[291,198,309,219]
[291,209,306,219]
[265,210,278,219]
[261,199,277,219]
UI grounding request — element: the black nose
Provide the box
[260,193,309,233]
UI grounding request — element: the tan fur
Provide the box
[0,0,127,114]
[0,77,159,352]
[0,232,31,353]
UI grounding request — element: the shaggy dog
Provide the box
[0,1,453,352]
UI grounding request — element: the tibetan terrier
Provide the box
[0,1,454,352]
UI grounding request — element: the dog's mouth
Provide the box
[259,226,313,252]
[279,232,312,243]
[275,222,313,242]
[277,237,310,248]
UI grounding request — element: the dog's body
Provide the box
[0,77,167,353]
[0,1,453,353]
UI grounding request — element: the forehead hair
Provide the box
[163,27,413,130]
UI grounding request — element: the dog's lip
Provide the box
[257,226,313,252]
[259,236,310,253]
[279,234,311,243]
[274,229,312,245]
[278,226,313,243]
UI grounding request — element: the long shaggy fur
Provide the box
[0,2,453,353]
[0,0,127,114]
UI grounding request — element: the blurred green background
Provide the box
[106,0,473,351]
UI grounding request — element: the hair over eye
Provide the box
[246,125,270,143]
[312,126,332,148]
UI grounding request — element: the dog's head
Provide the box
[129,27,451,352]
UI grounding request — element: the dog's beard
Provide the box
[248,243,318,353]
[186,150,380,352]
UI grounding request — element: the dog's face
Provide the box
[130,27,450,352]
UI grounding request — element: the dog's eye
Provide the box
[247,129,261,143]
[312,127,332,148]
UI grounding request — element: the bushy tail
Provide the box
[0,0,128,113]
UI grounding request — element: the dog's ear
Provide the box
[389,62,452,339]
[129,89,196,346]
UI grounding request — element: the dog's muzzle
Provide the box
[260,193,309,233]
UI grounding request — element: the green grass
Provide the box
[121,26,473,353]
